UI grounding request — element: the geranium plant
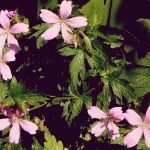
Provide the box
[0,0,150,149]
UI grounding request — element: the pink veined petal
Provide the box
[0,13,10,29]
[60,0,72,19]
[88,106,107,120]
[143,127,150,148]
[66,16,88,28]
[109,107,124,122]
[144,106,150,123]
[2,107,14,117]
[9,121,20,144]
[19,119,38,135]
[107,121,120,140]
[7,33,19,53]
[41,23,60,40]
[91,121,106,137]
[0,10,8,17]
[124,127,143,148]
[10,23,29,34]
[3,50,16,62]
[124,109,142,126]
[0,31,7,53]
[0,63,12,80]
[61,23,73,43]
[16,107,25,117]
[40,9,59,24]
[0,118,11,130]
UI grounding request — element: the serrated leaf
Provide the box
[69,98,83,122]
[110,78,136,103]
[81,95,92,109]
[121,68,150,98]
[44,127,68,150]
[58,47,77,56]
[135,53,150,67]
[96,85,111,111]
[69,50,85,91]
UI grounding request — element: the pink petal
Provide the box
[0,30,7,53]
[107,121,120,140]
[109,107,124,122]
[2,107,14,117]
[9,121,20,144]
[91,121,106,137]
[0,13,10,29]
[144,127,150,148]
[124,109,142,125]
[10,23,29,34]
[19,119,38,134]
[41,23,60,40]
[3,50,16,62]
[144,106,150,123]
[66,17,87,28]
[40,9,59,24]
[16,107,25,117]
[0,63,12,80]
[124,127,143,148]
[0,118,11,130]
[60,0,72,19]
[7,33,19,53]
[0,10,8,16]
[61,23,73,43]
[88,106,107,120]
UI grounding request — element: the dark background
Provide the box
[0,0,150,149]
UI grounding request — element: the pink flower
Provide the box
[40,0,87,43]
[0,50,16,80]
[88,106,124,140]
[0,12,29,52]
[0,10,16,19]
[0,107,38,144]
[124,107,150,148]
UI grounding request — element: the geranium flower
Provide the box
[0,10,16,19]
[0,12,29,52]
[0,50,16,80]
[124,107,150,148]
[88,106,124,140]
[40,0,87,43]
[0,107,38,144]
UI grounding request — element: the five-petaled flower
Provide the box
[40,0,87,44]
[0,12,29,53]
[124,107,150,148]
[88,106,124,140]
[0,107,38,144]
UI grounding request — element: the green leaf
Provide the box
[69,98,83,122]
[135,53,150,67]
[79,0,111,26]
[137,18,150,35]
[32,138,43,150]
[104,34,124,48]
[9,77,24,97]
[121,68,150,98]
[44,127,68,150]
[110,78,136,103]
[69,50,85,90]
[81,95,92,109]
[0,82,8,102]
[97,85,111,111]
[58,47,77,56]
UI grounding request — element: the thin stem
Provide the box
[107,0,113,26]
